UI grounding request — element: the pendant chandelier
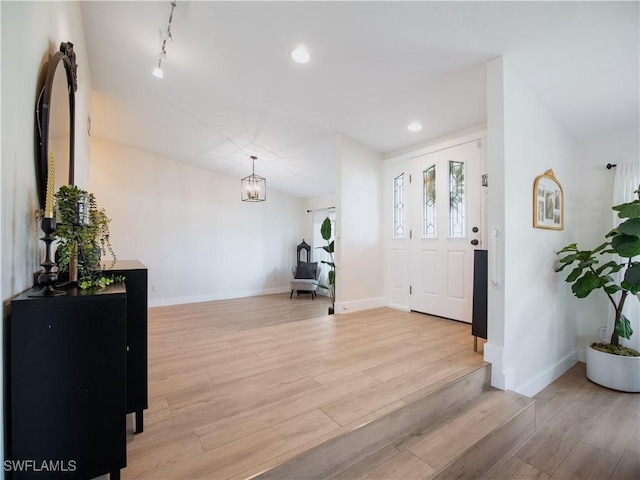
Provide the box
[241,156,266,202]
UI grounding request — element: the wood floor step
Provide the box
[434,394,535,479]
[252,363,493,480]
[332,389,535,480]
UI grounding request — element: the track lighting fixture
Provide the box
[152,1,177,79]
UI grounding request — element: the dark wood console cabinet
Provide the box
[7,284,127,479]
[102,260,148,433]
[472,249,488,351]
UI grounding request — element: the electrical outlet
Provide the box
[151,284,156,292]
[598,326,607,342]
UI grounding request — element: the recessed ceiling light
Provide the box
[408,122,423,132]
[291,45,310,64]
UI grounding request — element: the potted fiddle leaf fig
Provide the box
[318,216,336,314]
[556,186,640,392]
[55,185,122,289]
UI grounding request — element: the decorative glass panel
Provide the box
[449,161,465,237]
[393,173,405,238]
[423,166,436,238]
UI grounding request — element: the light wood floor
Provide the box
[123,294,484,479]
[486,362,640,480]
[123,294,640,480]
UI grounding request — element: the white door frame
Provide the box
[383,129,487,313]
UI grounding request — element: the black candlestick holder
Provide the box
[29,216,65,297]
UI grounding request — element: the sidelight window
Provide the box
[393,173,406,238]
[449,161,465,237]
[423,166,436,238]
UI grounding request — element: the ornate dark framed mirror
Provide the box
[35,41,78,211]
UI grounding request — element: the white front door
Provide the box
[410,140,482,323]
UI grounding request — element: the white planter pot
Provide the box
[586,345,640,393]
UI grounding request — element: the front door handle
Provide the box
[470,239,479,246]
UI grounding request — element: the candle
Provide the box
[44,152,55,218]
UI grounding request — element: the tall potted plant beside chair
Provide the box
[556,187,640,392]
[318,217,336,314]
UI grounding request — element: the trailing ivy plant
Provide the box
[556,187,640,356]
[318,217,336,309]
[55,185,122,289]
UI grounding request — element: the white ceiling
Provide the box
[80,1,639,199]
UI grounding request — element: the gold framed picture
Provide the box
[533,169,563,230]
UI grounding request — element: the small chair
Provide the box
[290,240,320,299]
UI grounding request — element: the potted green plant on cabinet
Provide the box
[55,185,121,289]
[556,187,640,392]
[318,216,336,314]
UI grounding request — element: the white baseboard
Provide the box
[578,347,587,363]
[335,296,385,314]
[387,303,411,312]
[483,343,506,391]
[148,286,290,308]
[513,351,579,398]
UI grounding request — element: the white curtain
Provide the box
[610,162,640,350]
[312,209,335,297]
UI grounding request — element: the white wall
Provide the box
[486,57,579,396]
[335,134,384,313]
[485,58,508,390]
[0,0,3,351]
[1,0,93,473]
[1,1,92,301]
[90,137,306,307]
[575,128,640,356]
